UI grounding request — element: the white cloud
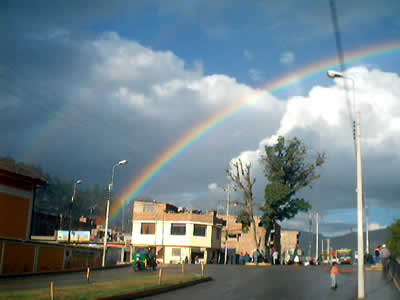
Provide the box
[280,51,295,65]
[90,32,265,118]
[248,68,264,82]
[243,49,253,61]
[368,223,386,231]
[208,183,218,191]
[230,66,400,216]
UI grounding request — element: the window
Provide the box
[193,224,207,237]
[142,203,155,213]
[141,223,155,234]
[216,228,221,240]
[170,223,186,235]
[172,248,181,257]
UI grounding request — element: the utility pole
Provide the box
[102,160,128,267]
[315,212,319,262]
[365,202,369,255]
[327,71,365,298]
[327,239,331,261]
[223,184,234,265]
[356,111,365,298]
[308,213,312,259]
[322,239,324,258]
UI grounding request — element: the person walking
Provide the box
[381,244,391,276]
[252,249,259,264]
[273,250,278,265]
[330,262,340,290]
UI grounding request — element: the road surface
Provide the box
[0,264,398,299]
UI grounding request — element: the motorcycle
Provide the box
[132,252,157,271]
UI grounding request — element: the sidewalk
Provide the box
[365,268,399,299]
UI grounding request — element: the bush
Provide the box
[387,219,400,258]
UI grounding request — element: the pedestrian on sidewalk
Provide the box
[273,250,278,265]
[330,262,339,290]
[381,244,390,277]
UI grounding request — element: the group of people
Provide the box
[237,249,266,264]
[374,244,391,274]
[330,244,392,291]
[236,248,281,265]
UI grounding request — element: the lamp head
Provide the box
[327,70,345,79]
[118,160,128,165]
[76,179,83,184]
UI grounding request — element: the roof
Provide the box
[0,157,48,185]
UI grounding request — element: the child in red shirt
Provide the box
[330,262,340,289]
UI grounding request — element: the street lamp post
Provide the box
[220,183,235,265]
[315,212,319,262]
[327,70,365,299]
[102,160,128,267]
[68,180,83,243]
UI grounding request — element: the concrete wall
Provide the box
[0,238,103,275]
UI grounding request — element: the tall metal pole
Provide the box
[224,186,231,265]
[356,110,365,298]
[315,212,319,262]
[327,239,331,261]
[101,160,127,267]
[322,239,324,257]
[102,184,112,267]
[102,165,116,267]
[308,213,312,259]
[68,181,81,243]
[327,72,365,298]
[365,203,369,255]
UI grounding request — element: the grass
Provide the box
[0,272,202,300]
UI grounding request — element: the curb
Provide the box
[245,263,272,266]
[0,264,131,279]
[97,276,212,300]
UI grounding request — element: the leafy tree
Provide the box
[260,136,325,250]
[387,219,400,258]
[236,210,251,233]
[227,159,259,250]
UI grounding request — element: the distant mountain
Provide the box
[293,228,391,255]
[328,228,391,252]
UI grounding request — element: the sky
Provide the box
[1,0,400,237]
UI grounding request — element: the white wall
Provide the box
[132,220,221,249]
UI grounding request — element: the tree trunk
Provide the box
[264,222,275,262]
[250,217,258,250]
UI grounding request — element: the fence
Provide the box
[387,257,400,291]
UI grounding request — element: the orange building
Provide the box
[219,215,281,261]
[0,159,103,275]
[0,158,47,240]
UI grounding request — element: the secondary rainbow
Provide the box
[111,40,400,221]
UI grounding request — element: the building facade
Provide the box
[0,158,103,275]
[280,230,300,263]
[219,215,282,262]
[131,201,223,264]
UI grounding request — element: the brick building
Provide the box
[219,215,281,261]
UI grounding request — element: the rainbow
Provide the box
[110,40,400,221]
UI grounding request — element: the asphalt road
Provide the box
[153,264,399,300]
[0,264,398,299]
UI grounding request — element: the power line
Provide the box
[328,0,357,156]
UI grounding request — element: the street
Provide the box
[153,264,399,300]
[0,264,398,299]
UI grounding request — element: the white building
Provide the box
[131,201,223,264]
